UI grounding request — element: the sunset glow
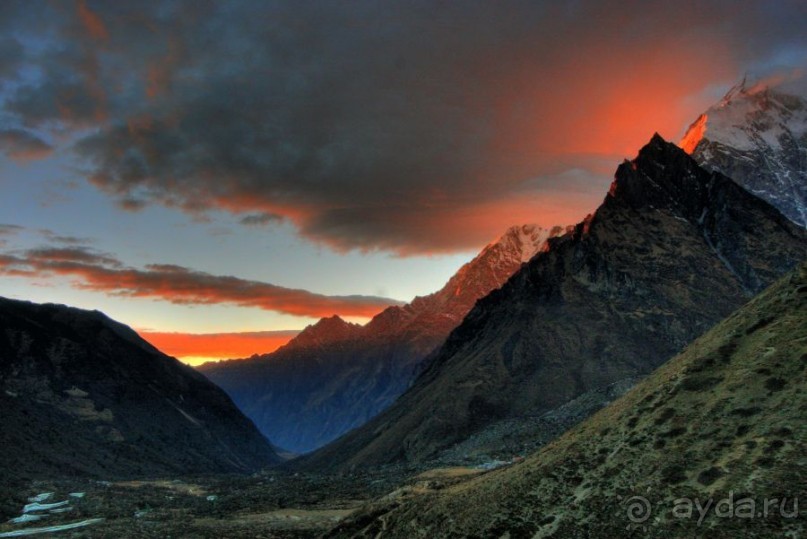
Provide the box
[138,330,299,365]
[0,1,804,363]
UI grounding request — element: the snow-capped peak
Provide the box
[681,82,807,154]
[680,81,807,227]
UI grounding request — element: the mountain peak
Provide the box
[718,74,749,106]
[609,134,704,210]
[681,84,807,227]
[283,314,360,350]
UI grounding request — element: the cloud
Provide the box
[0,129,53,161]
[0,245,401,318]
[0,224,23,236]
[38,229,93,245]
[137,329,299,363]
[75,0,109,42]
[2,1,806,253]
[0,36,23,78]
[239,212,283,227]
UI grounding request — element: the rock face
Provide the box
[0,299,281,482]
[681,81,807,227]
[200,224,565,454]
[327,263,807,539]
[297,134,806,471]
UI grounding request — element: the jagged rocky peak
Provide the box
[679,78,807,227]
[283,314,361,350]
[367,222,569,336]
[606,133,713,221]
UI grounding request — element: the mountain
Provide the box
[297,134,807,472]
[327,262,807,539]
[0,298,281,483]
[680,80,807,227]
[200,224,566,454]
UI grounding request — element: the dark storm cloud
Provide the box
[3,0,806,253]
[0,243,401,317]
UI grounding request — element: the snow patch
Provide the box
[22,501,69,514]
[0,518,105,537]
[7,515,44,525]
[25,493,53,504]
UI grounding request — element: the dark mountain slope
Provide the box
[298,134,806,471]
[0,298,281,483]
[328,262,807,539]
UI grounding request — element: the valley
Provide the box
[0,5,805,537]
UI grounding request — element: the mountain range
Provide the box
[0,298,281,483]
[201,224,567,453]
[297,133,807,472]
[327,261,807,538]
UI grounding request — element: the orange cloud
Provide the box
[0,247,400,318]
[0,129,53,162]
[138,330,298,363]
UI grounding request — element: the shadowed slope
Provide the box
[0,299,281,483]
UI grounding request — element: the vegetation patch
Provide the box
[764,377,786,392]
[679,374,724,392]
[745,316,774,335]
[696,466,724,486]
[730,407,762,418]
[654,407,677,425]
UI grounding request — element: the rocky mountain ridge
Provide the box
[296,134,807,471]
[200,224,566,454]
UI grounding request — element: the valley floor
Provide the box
[0,466,491,538]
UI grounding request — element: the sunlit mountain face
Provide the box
[680,80,807,227]
[0,1,805,362]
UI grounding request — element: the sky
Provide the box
[0,0,805,365]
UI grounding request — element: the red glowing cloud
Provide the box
[0,247,400,319]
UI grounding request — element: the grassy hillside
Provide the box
[329,262,807,538]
